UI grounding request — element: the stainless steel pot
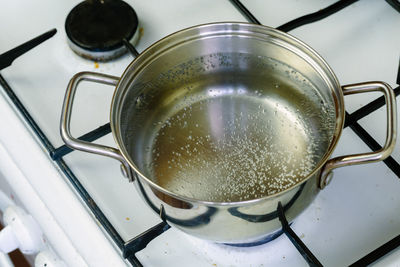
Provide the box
[60,23,397,244]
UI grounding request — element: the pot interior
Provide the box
[115,23,341,203]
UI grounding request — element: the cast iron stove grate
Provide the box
[1,0,400,266]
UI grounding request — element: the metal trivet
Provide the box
[1,1,400,266]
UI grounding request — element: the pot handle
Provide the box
[319,81,397,189]
[60,71,125,163]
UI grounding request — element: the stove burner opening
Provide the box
[65,0,139,61]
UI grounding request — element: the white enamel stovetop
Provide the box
[0,0,399,266]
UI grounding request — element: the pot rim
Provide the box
[110,22,345,207]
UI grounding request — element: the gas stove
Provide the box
[0,0,399,266]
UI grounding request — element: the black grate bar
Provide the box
[277,0,358,32]
[55,158,125,249]
[345,86,400,128]
[0,29,57,70]
[0,74,140,266]
[347,114,400,178]
[350,234,400,266]
[50,123,111,160]
[123,206,170,266]
[230,0,359,34]
[397,58,400,85]
[277,202,323,267]
[122,38,140,57]
[229,0,262,24]
[0,74,54,152]
[123,221,170,258]
[128,256,143,267]
[385,0,400,13]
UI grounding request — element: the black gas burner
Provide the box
[65,0,139,61]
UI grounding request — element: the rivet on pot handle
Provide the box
[319,81,397,189]
[60,72,129,171]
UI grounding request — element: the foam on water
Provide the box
[137,54,336,202]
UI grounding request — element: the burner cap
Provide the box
[65,0,139,61]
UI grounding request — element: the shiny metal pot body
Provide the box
[61,23,396,244]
